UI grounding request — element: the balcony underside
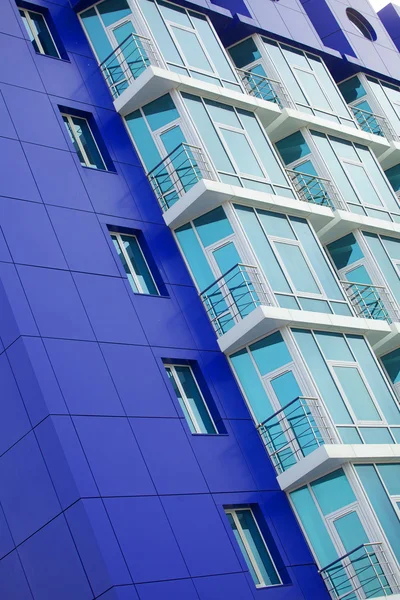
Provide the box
[218,304,391,354]
[317,209,400,245]
[113,65,281,124]
[266,107,391,156]
[373,322,400,356]
[278,443,400,492]
[378,140,400,171]
[164,179,333,230]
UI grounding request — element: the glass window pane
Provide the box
[275,243,320,294]
[120,235,158,295]
[345,162,382,207]
[166,367,196,432]
[70,116,106,170]
[295,69,331,111]
[175,366,216,433]
[62,116,86,165]
[221,129,264,178]
[172,27,212,72]
[227,513,260,585]
[334,366,381,421]
[236,510,280,586]
[111,235,139,293]
[24,10,59,57]
[250,331,292,376]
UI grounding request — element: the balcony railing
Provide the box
[286,169,344,210]
[147,143,216,211]
[320,543,400,600]
[341,281,400,324]
[257,396,335,475]
[100,33,160,99]
[236,68,293,109]
[200,263,271,337]
[351,106,397,142]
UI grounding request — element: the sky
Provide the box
[370,0,400,10]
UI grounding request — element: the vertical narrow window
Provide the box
[62,114,106,170]
[225,508,281,588]
[19,7,60,58]
[165,364,217,434]
[111,232,159,296]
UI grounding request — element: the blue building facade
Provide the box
[1,0,400,599]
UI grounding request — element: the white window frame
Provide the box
[110,231,159,295]
[61,113,107,170]
[165,363,217,434]
[225,507,282,588]
[19,7,61,58]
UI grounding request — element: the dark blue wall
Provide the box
[0,0,331,599]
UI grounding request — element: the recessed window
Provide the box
[346,8,377,41]
[165,364,217,434]
[61,114,107,170]
[225,508,281,588]
[111,232,159,296]
[19,6,60,58]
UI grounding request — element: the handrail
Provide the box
[286,168,344,210]
[258,395,318,427]
[286,169,332,185]
[146,142,201,178]
[99,32,152,68]
[200,262,258,296]
[235,67,294,108]
[341,279,400,323]
[351,105,398,141]
[319,543,377,573]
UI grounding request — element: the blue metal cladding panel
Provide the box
[0,0,325,599]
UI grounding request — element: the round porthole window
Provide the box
[346,8,377,41]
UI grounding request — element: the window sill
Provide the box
[191,433,229,437]
[81,165,117,174]
[34,51,70,63]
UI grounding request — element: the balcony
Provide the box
[286,170,344,210]
[235,68,293,109]
[351,106,397,143]
[199,264,391,355]
[320,543,400,600]
[257,396,336,475]
[341,281,400,325]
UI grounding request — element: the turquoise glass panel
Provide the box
[392,428,400,442]
[221,129,264,177]
[263,39,308,107]
[137,0,183,65]
[143,94,179,131]
[277,295,299,309]
[236,510,280,586]
[245,64,277,103]
[290,217,345,300]
[364,233,400,304]
[311,132,360,205]
[348,335,400,424]
[230,348,273,422]
[97,0,131,26]
[194,206,233,247]
[160,125,185,153]
[80,7,113,61]
[250,331,292,376]
[182,93,234,173]
[125,110,161,171]
[309,56,350,119]
[206,101,241,128]
[360,427,393,444]
[270,370,301,407]
[368,78,400,136]
[258,211,295,240]
[192,13,236,82]
[293,160,318,177]
[377,464,400,495]
[356,145,399,212]
[339,76,367,103]
[227,513,259,585]
[111,235,138,293]
[159,126,197,197]
[298,298,331,313]
[111,21,148,87]
[175,366,216,433]
[242,179,273,194]
[345,264,372,285]
[382,235,400,260]
[234,205,291,294]
[331,302,352,316]
[385,163,400,193]
[275,242,320,294]
[330,136,359,161]
[120,235,158,295]
[212,242,241,273]
[315,332,354,362]
[229,38,261,69]
[175,223,215,290]
[334,511,368,550]
[311,469,356,515]
[337,427,363,444]
[295,69,331,111]
[333,366,380,421]
[355,465,400,563]
[290,486,338,566]
[166,367,195,432]
[292,329,353,424]
[327,233,364,270]
[381,348,400,385]
[345,162,382,207]
[158,0,191,26]
[172,26,212,72]
[237,110,290,189]
[276,132,311,166]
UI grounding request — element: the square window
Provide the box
[165,364,218,434]
[225,507,281,588]
[18,5,61,58]
[110,232,159,296]
[61,113,107,170]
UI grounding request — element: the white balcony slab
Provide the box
[113,65,281,125]
[266,107,391,155]
[277,443,400,492]
[163,179,333,230]
[373,322,400,356]
[218,304,391,354]
[378,140,400,171]
[317,209,400,245]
